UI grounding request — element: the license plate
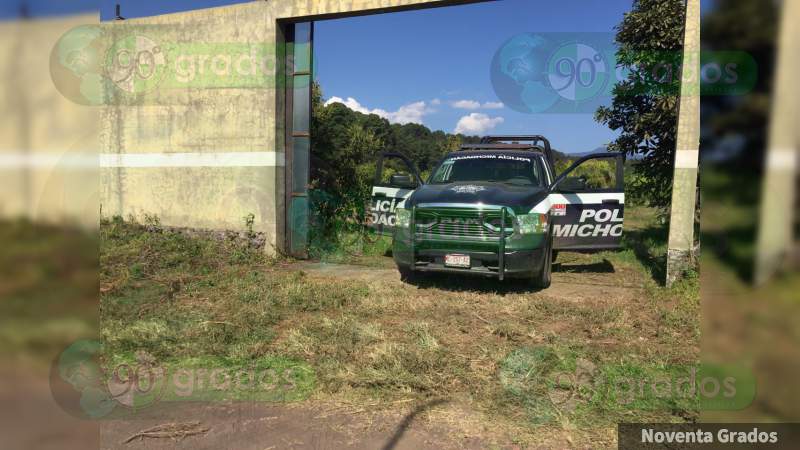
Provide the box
[444,254,470,268]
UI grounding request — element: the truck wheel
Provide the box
[532,238,552,289]
[398,265,415,282]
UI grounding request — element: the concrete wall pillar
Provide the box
[754,0,799,285]
[666,0,700,286]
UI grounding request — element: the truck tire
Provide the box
[398,265,415,282]
[532,237,552,289]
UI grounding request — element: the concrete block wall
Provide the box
[100,3,281,248]
[100,0,468,254]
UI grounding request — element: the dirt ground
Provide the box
[0,370,99,450]
[99,400,495,450]
[1,366,496,450]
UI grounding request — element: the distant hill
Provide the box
[564,146,608,158]
[552,147,603,163]
[562,146,644,161]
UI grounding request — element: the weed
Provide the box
[405,321,440,350]
[143,213,161,232]
[243,213,256,238]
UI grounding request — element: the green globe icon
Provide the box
[491,33,561,114]
[50,25,112,105]
[491,33,611,113]
[54,339,116,418]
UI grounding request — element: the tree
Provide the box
[308,82,485,248]
[595,0,686,209]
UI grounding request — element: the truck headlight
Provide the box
[396,207,411,229]
[516,213,548,234]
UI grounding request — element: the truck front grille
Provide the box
[414,209,513,240]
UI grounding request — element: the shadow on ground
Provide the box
[381,398,448,450]
[623,225,668,285]
[404,256,619,295]
[404,272,542,295]
[554,258,615,274]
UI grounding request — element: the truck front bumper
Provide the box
[393,248,547,279]
[392,205,550,280]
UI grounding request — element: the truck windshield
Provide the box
[428,154,546,186]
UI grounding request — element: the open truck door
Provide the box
[370,152,422,235]
[549,153,625,250]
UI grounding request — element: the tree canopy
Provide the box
[595,0,686,209]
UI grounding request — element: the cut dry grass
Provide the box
[99,207,699,446]
[100,216,368,367]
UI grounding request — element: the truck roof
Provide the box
[459,144,547,151]
[447,147,548,156]
[460,135,555,167]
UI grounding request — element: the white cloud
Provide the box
[451,99,481,110]
[324,96,370,113]
[390,101,431,124]
[430,98,442,106]
[324,96,432,125]
[454,113,505,135]
[482,101,504,109]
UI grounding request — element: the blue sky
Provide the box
[315,0,632,153]
[2,0,635,153]
[0,0,97,18]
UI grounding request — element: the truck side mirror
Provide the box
[389,174,418,189]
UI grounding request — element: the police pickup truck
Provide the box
[369,135,624,288]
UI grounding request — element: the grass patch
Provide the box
[608,206,669,284]
[310,229,394,266]
[103,352,316,406]
[497,346,700,426]
[100,217,369,369]
[97,208,699,443]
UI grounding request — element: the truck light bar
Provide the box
[460,135,554,167]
